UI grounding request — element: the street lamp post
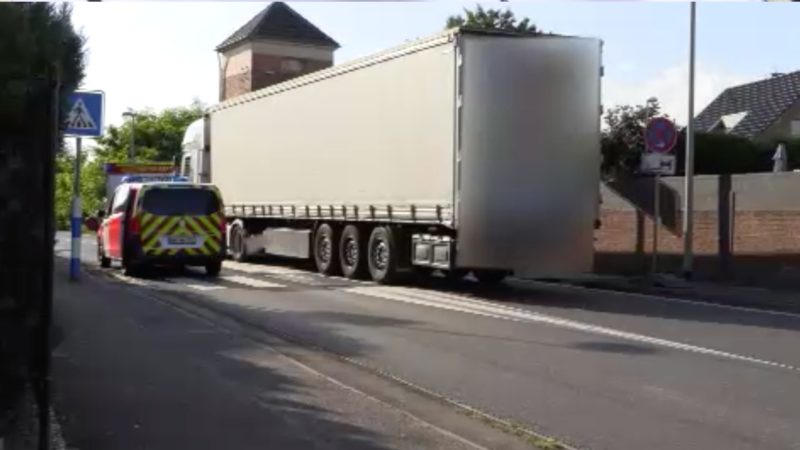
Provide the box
[682,1,697,278]
[122,110,136,161]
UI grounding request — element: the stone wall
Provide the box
[596,172,800,284]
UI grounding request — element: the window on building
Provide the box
[791,119,800,137]
[281,59,303,73]
[709,111,748,134]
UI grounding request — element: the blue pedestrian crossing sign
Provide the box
[65,91,104,137]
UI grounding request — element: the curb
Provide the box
[538,277,800,316]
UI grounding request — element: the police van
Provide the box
[92,176,226,276]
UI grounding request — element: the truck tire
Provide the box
[339,225,366,279]
[230,224,248,262]
[473,269,508,285]
[445,268,469,281]
[314,223,340,276]
[98,240,111,268]
[367,226,399,284]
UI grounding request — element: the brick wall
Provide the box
[596,173,800,285]
[224,73,252,100]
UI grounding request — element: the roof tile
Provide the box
[693,70,800,139]
[217,2,339,52]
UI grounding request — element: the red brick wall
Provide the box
[595,208,800,283]
[223,73,251,100]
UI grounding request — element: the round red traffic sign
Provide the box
[645,117,678,153]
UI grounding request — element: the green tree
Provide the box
[94,100,205,163]
[0,2,86,127]
[601,97,667,178]
[446,5,540,34]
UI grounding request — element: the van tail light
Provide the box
[129,216,141,235]
[217,216,226,236]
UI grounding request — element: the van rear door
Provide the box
[138,186,223,257]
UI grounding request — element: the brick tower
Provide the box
[216,2,339,101]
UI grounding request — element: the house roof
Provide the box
[694,70,800,139]
[216,2,339,53]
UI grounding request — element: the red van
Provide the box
[94,179,226,276]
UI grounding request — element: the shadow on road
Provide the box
[51,260,413,450]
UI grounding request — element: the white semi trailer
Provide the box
[181,28,603,284]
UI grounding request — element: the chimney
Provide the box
[216,2,339,101]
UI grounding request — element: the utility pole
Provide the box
[682,1,697,278]
[123,110,136,161]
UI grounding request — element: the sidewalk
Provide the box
[543,273,800,314]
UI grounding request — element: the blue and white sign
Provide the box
[65,91,104,137]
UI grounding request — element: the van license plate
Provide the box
[166,235,198,247]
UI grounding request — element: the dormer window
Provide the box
[709,111,748,134]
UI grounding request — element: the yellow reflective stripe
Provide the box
[197,216,220,238]
[185,218,220,253]
[144,216,179,249]
[140,212,152,227]
[184,248,197,256]
[141,215,166,242]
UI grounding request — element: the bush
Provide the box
[693,132,761,174]
[756,138,800,171]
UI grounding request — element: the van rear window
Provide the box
[141,188,220,216]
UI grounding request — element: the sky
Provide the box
[69,1,800,143]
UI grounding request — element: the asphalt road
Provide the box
[54,232,800,449]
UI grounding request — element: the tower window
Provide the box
[281,59,303,73]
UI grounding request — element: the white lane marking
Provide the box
[220,275,286,289]
[224,260,307,275]
[346,286,800,373]
[223,260,368,286]
[171,277,226,292]
[520,279,800,320]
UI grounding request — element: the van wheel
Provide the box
[367,226,399,284]
[339,225,366,279]
[230,224,248,262]
[98,240,111,268]
[124,261,145,277]
[314,223,340,276]
[205,261,222,277]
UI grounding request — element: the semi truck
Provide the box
[180,28,603,284]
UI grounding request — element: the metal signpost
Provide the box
[65,91,104,281]
[641,117,678,275]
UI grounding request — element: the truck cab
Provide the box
[180,117,210,184]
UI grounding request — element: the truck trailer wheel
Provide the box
[367,226,399,284]
[230,224,248,262]
[314,223,340,276]
[339,225,366,279]
[473,269,508,285]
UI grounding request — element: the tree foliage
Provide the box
[94,100,205,163]
[601,98,667,178]
[0,2,85,128]
[446,5,540,34]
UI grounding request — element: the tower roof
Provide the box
[216,2,339,52]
